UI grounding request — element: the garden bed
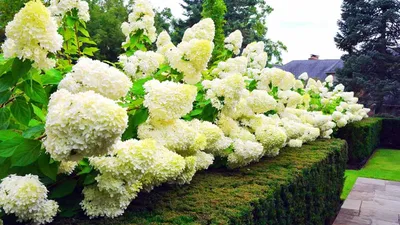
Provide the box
[55,139,347,225]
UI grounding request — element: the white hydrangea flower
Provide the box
[211,56,248,79]
[298,72,309,81]
[242,42,268,70]
[2,1,63,70]
[81,182,142,218]
[0,175,58,224]
[217,115,257,142]
[173,156,197,185]
[58,58,132,100]
[325,75,334,87]
[138,120,207,156]
[121,0,157,43]
[119,51,164,80]
[257,68,296,91]
[58,161,78,175]
[288,139,303,148]
[278,90,303,108]
[166,39,213,84]
[194,151,214,170]
[246,90,277,114]
[188,119,232,155]
[202,73,246,110]
[334,84,345,93]
[143,80,197,122]
[224,30,243,55]
[182,18,215,42]
[156,31,175,56]
[227,139,264,168]
[44,89,128,161]
[254,125,287,156]
[49,0,90,23]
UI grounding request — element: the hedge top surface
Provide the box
[55,139,346,225]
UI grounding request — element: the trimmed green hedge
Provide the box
[381,118,400,149]
[336,117,382,166]
[56,139,347,225]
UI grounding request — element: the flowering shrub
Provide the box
[0,0,370,223]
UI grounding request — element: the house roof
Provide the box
[277,59,344,80]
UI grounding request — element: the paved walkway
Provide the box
[334,178,400,225]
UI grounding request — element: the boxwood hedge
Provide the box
[380,118,400,149]
[336,117,382,166]
[57,139,347,225]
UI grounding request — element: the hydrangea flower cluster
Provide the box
[119,51,164,80]
[48,0,90,23]
[81,139,185,218]
[224,30,243,55]
[0,175,58,224]
[1,1,63,70]
[121,0,157,43]
[44,89,128,161]
[242,42,268,70]
[158,19,215,84]
[58,57,132,100]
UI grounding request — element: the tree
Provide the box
[172,0,287,64]
[86,0,129,62]
[154,8,174,34]
[171,0,203,43]
[335,0,400,112]
[201,0,227,57]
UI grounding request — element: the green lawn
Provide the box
[341,149,400,199]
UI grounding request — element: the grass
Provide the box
[341,149,400,199]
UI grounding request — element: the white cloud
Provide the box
[149,0,345,63]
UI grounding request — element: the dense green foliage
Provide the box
[201,0,227,58]
[335,0,400,111]
[86,0,128,61]
[53,139,347,225]
[173,0,287,64]
[342,149,400,199]
[336,117,382,166]
[380,118,400,149]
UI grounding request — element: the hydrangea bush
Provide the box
[0,0,370,223]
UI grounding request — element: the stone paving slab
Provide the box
[334,178,400,225]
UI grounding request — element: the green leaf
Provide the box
[38,153,58,181]
[0,108,11,130]
[12,58,32,79]
[42,69,63,85]
[82,47,99,56]
[0,130,20,141]
[10,97,32,126]
[0,158,11,179]
[22,124,45,139]
[122,108,149,140]
[78,26,90,37]
[11,139,42,167]
[0,90,12,104]
[66,16,77,27]
[77,165,92,175]
[132,77,152,96]
[24,80,48,104]
[189,108,203,116]
[83,173,97,185]
[0,58,14,76]
[32,104,46,122]
[50,179,77,199]
[0,136,24,157]
[78,37,96,45]
[0,71,16,92]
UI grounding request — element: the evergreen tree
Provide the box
[86,0,129,62]
[171,0,203,43]
[335,0,400,112]
[201,0,227,57]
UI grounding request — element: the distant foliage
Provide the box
[335,0,400,112]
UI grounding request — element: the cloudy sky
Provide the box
[149,0,345,63]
